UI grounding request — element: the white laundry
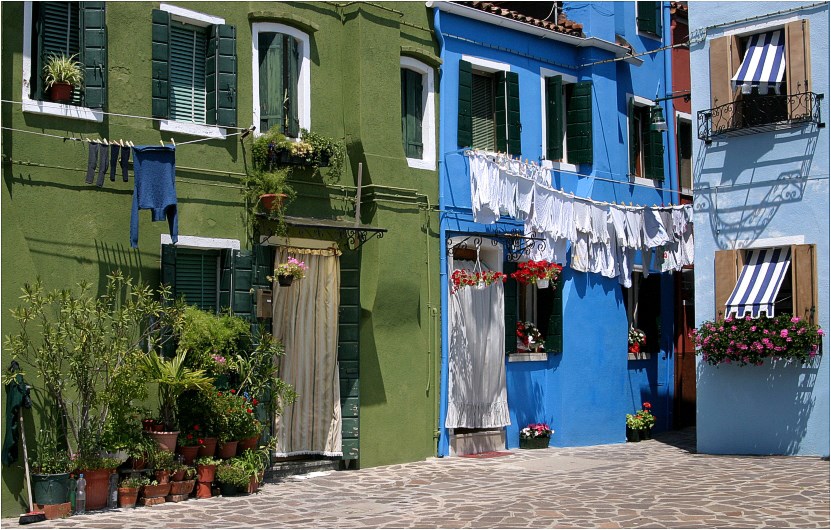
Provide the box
[590,203,610,244]
[608,206,628,247]
[659,209,675,244]
[680,222,695,267]
[589,241,616,278]
[531,183,556,235]
[642,208,670,248]
[515,175,535,221]
[573,200,593,235]
[618,247,636,288]
[498,165,518,218]
[570,232,590,272]
[624,208,644,249]
[557,192,577,241]
[469,153,500,224]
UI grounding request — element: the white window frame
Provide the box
[251,22,311,138]
[400,57,436,171]
[161,234,240,250]
[540,67,578,173]
[461,55,510,155]
[21,1,103,122]
[635,1,662,42]
[158,3,227,139]
[675,111,692,195]
[625,265,655,360]
[627,94,659,188]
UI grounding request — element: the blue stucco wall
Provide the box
[435,2,681,455]
[689,2,830,456]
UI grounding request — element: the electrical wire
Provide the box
[0,125,252,146]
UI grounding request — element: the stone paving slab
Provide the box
[2,429,828,529]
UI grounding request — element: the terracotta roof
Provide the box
[670,2,688,17]
[456,2,584,38]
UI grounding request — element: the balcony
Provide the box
[697,91,825,143]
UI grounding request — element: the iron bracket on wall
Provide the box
[446,230,546,261]
[256,214,386,250]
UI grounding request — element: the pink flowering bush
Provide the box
[692,314,823,366]
[520,423,553,439]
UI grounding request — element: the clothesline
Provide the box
[0,125,255,146]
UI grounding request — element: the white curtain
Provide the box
[445,260,510,428]
[272,246,342,457]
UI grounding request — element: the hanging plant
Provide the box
[449,269,506,294]
[510,260,563,286]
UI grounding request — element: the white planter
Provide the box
[536,279,550,289]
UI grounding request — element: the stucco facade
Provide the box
[689,1,829,456]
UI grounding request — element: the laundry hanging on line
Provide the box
[84,139,132,187]
[131,144,178,249]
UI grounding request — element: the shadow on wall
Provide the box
[692,127,819,250]
[94,240,145,293]
[508,363,549,440]
[696,358,819,454]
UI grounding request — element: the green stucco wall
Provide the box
[1,1,440,515]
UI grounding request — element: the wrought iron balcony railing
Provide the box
[698,91,825,143]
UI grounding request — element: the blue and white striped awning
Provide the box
[731,30,786,95]
[725,247,791,318]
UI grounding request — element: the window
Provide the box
[708,19,812,132]
[628,95,665,180]
[623,272,662,357]
[544,74,594,166]
[252,22,310,139]
[400,56,436,170]
[22,1,106,118]
[458,59,521,155]
[676,114,692,193]
[152,5,237,136]
[636,1,662,37]
[504,263,563,354]
[714,244,817,323]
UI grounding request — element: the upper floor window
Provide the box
[400,57,436,170]
[543,74,593,166]
[628,95,664,181]
[22,1,106,118]
[457,59,521,156]
[152,5,237,136]
[636,1,662,38]
[252,22,310,138]
[676,114,692,194]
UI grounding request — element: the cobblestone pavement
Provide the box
[2,429,828,529]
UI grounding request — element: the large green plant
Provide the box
[175,307,251,378]
[235,327,296,416]
[6,271,181,460]
[140,350,214,430]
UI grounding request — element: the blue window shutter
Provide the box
[151,9,169,118]
[80,2,106,109]
[208,23,237,128]
[457,60,473,148]
[566,81,593,165]
[546,76,564,160]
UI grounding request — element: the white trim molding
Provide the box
[251,22,311,137]
[461,54,510,74]
[159,120,227,139]
[161,234,240,250]
[401,56,436,171]
[159,3,224,26]
[734,235,805,249]
[540,67,578,167]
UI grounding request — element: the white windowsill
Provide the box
[508,352,549,362]
[628,351,652,361]
[159,120,227,139]
[161,234,240,250]
[22,98,103,122]
[542,160,579,173]
[406,157,436,171]
[630,175,660,188]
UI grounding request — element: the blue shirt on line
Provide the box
[130,145,178,248]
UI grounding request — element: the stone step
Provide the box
[265,459,342,481]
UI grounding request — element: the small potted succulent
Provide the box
[42,53,83,103]
[269,257,308,287]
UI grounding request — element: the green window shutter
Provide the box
[628,97,637,175]
[494,71,508,153]
[645,128,665,180]
[161,243,177,289]
[258,32,284,133]
[219,249,253,317]
[457,60,473,148]
[566,81,593,165]
[37,2,81,102]
[80,2,106,109]
[545,76,564,160]
[504,262,518,354]
[338,249,361,461]
[505,71,521,156]
[401,68,424,159]
[151,9,170,118]
[207,24,237,127]
[545,277,563,352]
[472,73,495,151]
[160,245,220,312]
[169,21,207,124]
[637,1,662,36]
[284,35,299,137]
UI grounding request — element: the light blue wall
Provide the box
[435,2,681,455]
[689,1,830,456]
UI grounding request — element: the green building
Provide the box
[1,1,441,515]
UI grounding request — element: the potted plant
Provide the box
[628,326,647,354]
[269,257,308,287]
[510,260,563,288]
[519,423,553,449]
[140,350,214,451]
[236,444,273,494]
[148,448,175,484]
[299,128,347,180]
[449,269,507,294]
[625,413,644,442]
[176,424,204,465]
[42,53,83,103]
[117,477,147,509]
[195,456,220,499]
[638,402,656,439]
[215,459,250,496]
[126,433,155,470]
[169,465,196,497]
[73,454,124,511]
[515,321,546,353]
[141,479,171,500]
[29,426,73,506]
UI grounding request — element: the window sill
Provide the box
[22,98,103,122]
[542,160,579,173]
[508,352,549,362]
[637,30,662,42]
[159,120,227,139]
[628,351,652,361]
[629,175,662,188]
[406,157,436,171]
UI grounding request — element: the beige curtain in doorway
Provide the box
[272,246,343,457]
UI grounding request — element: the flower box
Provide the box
[519,436,550,449]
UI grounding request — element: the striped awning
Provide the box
[725,247,791,318]
[731,30,786,95]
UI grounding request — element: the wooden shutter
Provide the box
[714,249,742,320]
[785,19,811,119]
[566,81,593,165]
[504,262,518,354]
[80,2,106,109]
[161,245,220,312]
[708,35,740,131]
[495,71,508,153]
[37,2,81,101]
[791,244,817,323]
[471,73,495,151]
[545,276,563,353]
[637,1,661,36]
[506,71,521,156]
[644,127,665,180]
[258,32,284,133]
[284,35,299,136]
[339,249,361,461]
[457,60,473,148]
[207,23,237,127]
[219,249,255,318]
[170,22,207,123]
[545,76,564,160]
[151,9,170,118]
[628,96,637,175]
[401,68,424,159]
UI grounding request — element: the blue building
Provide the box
[689,1,829,456]
[431,1,692,455]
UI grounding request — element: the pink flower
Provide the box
[791,316,801,323]
[818,329,825,336]
[780,329,789,338]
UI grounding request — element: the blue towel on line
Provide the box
[130,145,178,248]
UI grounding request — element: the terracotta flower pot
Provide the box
[171,469,186,482]
[196,464,216,483]
[130,455,147,470]
[147,430,179,452]
[197,437,217,457]
[79,468,114,511]
[117,487,139,509]
[177,444,199,465]
[259,193,286,212]
[169,480,195,496]
[195,482,213,499]
[142,483,171,499]
[237,435,259,454]
[246,474,260,494]
[217,440,238,459]
[49,82,73,103]
[155,470,170,485]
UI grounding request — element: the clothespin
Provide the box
[170,137,175,147]
[119,139,124,147]
[160,140,165,147]
[102,138,109,145]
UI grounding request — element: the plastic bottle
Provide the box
[108,472,118,509]
[75,474,86,514]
